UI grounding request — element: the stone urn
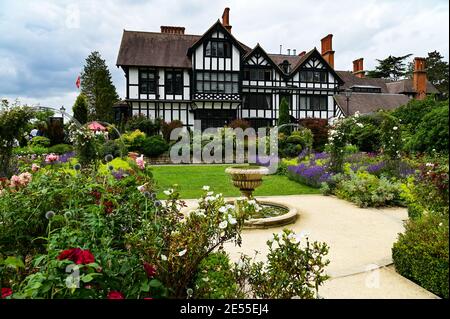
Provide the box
[225,166,269,198]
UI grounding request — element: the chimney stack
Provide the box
[222,7,232,33]
[160,26,185,35]
[287,49,291,55]
[413,57,427,100]
[352,58,365,78]
[321,34,335,68]
[299,51,306,57]
[293,49,296,55]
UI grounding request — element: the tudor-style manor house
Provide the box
[116,8,437,129]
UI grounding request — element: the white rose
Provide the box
[219,220,228,229]
[202,185,210,191]
[178,249,187,257]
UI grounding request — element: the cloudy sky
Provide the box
[0,0,448,113]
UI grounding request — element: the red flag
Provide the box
[75,76,81,89]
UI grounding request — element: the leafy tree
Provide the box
[80,51,119,123]
[0,100,35,177]
[278,97,291,134]
[367,54,412,81]
[72,93,88,124]
[407,51,449,99]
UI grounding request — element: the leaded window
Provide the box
[196,71,239,94]
[299,95,328,111]
[165,70,183,95]
[139,69,157,94]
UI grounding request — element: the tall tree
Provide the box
[72,93,88,124]
[407,51,449,98]
[80,51,119,123]
[278,97,291,134]
[367,54,412,81]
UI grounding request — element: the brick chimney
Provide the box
[353,58,365,78]
[321,34,335,68]
[222,7,232,33]
[160,26,185,35]
[413,57,427,100]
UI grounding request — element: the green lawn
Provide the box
[151,164,320,199]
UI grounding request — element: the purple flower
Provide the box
[367,162,386,174]
[288,162,333,188]
[58,152,76,163]
[112,169,126,180]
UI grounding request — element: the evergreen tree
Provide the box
[72,93,88,124]
[407,51,449,99]
[367,54,412,81]
[278,97,291,134]
[80,51,119,123]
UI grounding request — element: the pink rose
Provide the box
[32,164,40,172]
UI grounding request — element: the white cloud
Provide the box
[0,0,448,111]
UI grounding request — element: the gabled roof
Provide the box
[287,48,344,83]
[334,93,410,116]
[243,44,286,76]
[386,79,439,94]
[116,30,201,68]
[188,20,250,56]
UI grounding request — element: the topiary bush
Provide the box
[139,135,169,157]
[193,252,243,299]
[392,214,449,298]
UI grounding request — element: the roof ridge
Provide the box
[123,29,201,37]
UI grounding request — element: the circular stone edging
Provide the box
[227,200,298,229]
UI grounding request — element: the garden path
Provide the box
[181,195,439,299]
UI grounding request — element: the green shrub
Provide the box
[193,252,243,299]
[47,144,73,154]
[13,146,49,156]
[334,169,403,207]
[122,130,146,147]
[30,136,51,147]
[392,214,449,298]
[138,135,169,157]
[391,96,440,134]
[406,104,449,154]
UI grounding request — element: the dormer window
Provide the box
[205,40,231,58]
[350,85,382,93]
[280,60,290,73]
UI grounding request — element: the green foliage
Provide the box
[99,140,125,159]
[46,119,65,146]
[392,214,449,298]
[30,136,51,147]
[68,123,99,167]
[391,96,440,134]
[380,111,402,160]
[80,51,119,122]
[161,120,184,142]
[407,104,449,154]
[367,54,412,81]
[125,115,161,136]
[13,145,49,156]
[0,102,36,178]
[278,129,313,158]
[47,144,73,155]
[278,98,291,134]
[193,252,243,299]
[72,94,88,124]
[138,135,169,157]
[234,229,329,299]
[333,168,403,208]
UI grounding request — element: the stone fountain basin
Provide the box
[227,200,298,229]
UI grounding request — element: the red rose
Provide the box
[108,291,125,299]
[76,250,95,265]
[143,262,157,278]
[143,297,153,300]
[57,248,82,262]
[1,288,13,299]
[57,248,95,265]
